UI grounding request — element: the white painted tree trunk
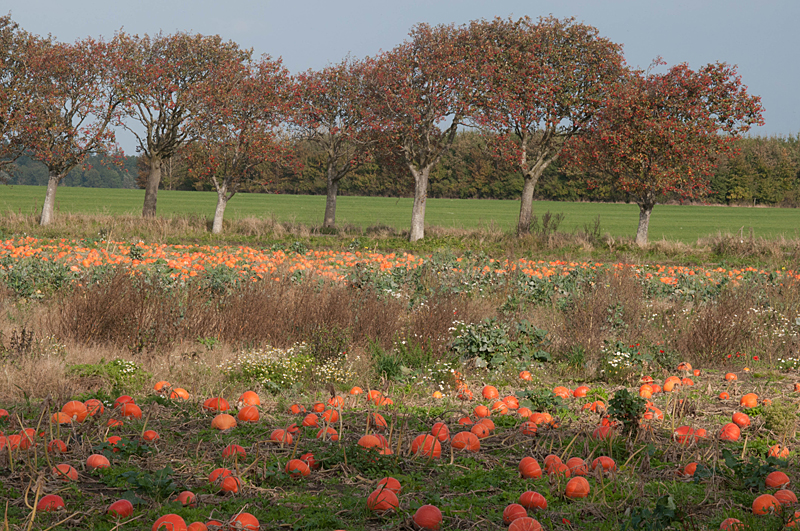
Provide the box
[409,166,430,242]
[142,155,162,218]
[39,173,61,226]
[635,203,654,246]
[323,162,338,229]
[212,181,229,234]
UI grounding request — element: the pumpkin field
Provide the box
[1,228,800,531]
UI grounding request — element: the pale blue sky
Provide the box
[6,0,797,154]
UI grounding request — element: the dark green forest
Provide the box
[3,134,799,207]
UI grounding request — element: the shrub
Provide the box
[220,343,314,394]
[68,358,151,395]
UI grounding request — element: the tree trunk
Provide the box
[635,202,654,246]
[409,166,430,242]
[323,162,338,229]
[142,155,162,218]
[517,173,541,236]
[212,184,229,235]
[39,172,61,226]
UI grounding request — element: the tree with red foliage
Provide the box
[186,55,293,234]
[0,16,31,176]
[365,23,477,241]
[469,16,625,235]
[18,36,122,225]
[113,31,250,218]
[564,59,764,245]
[293,57,375,229]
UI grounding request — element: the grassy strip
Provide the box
[4,185,800,242]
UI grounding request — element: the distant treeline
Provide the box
[4,154,139,189]
[4,133,799,206]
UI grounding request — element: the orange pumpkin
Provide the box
[413,504,443,530]
[108,499,134,518]
[552,386,571,399]
[119,403,142,419]
[502,503,528,524]
[519,490,547,510]
[775,489,798,506]
[517,407,533,418]
[47,439,67,453]
[321,409,339,423]
[317,427,338,441]
[491,401,509,415]
[36,494,65,512]
[740,393,758,408]
[222,444,246,459]
[473,405,490,418]
[681,462,698,477]
[719,518,744,530]
[210,414,236,430]
[592,425,615,440]
[566,457,588,476]
[732,412,750,428]
[367,487,399,513]
[547,462,570,478]
[591,456,616,474]
[573,386,589,398]
[113,395,135,408]
[752,493,781,515]
[377,476,402,493]
[358,435,382,449]
[328,396,344,408]
[431,422,450,442]
[175,491,196,508]
[285,459,311,477]
[519,457,542,479]
[170,388,190,400]
[270,429,292,445]
[84,398,104,416]
[503,395,520,409]
[565,476,590,499]
[86,454,111,470]
[202,397,230,412]
[229,513,259,531]
[237,406,259,423]
[61,401,88,423]
[288,403,306,415]
[450,431,480,452]
[766,470,790,489]
[471,423,490,439]
[508,517,543,531]
[769,444,791,459]
[52,463,78,481]
[51,412,71,424]
[411,434,442,458]
[482,385,500,400]
[237,391,260,407]
[152,514,187,531]
[543,454,562,471]
[719,423,741,442]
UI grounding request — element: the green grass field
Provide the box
[2,184,800,242]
